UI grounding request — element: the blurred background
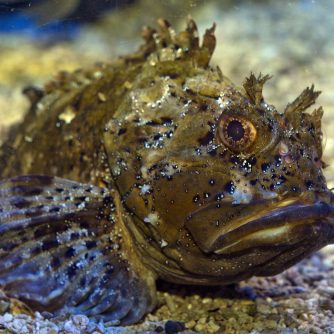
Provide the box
[0,0,333,185]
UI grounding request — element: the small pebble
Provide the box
[3,313,13,322]
[164,320,185,334]
[71,314,89,329]
[185,320,196,329]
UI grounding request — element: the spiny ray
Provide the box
[243,72,272,106]
[285,84,321,114]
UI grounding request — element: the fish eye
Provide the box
[218,115,257,152]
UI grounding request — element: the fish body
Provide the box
[0,19,334,324]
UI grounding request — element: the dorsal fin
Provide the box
[124,18,216,67]
[285,85,321,114]
[243,73,272,106]
[22,86,44,108]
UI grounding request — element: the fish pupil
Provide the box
[226,120,245,141]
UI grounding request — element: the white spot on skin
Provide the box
[230,173,277,204]
[58,106,76,124]
[217,96,232,109]
[140,184,151,195]
[24,136,33,143]
[162,164,175,177]
[56,228,88,244]
[93,71,103,79]
[112,165,121,176]
[231,188,253,205]
[144,213,159,225]
[229,173,254,204]
[140,166,148,178]
[77,201,86,210]
[160,239,168,248]
[97,92,107,102]
[161,163,181,177]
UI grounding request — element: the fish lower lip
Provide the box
[213,200,334,255]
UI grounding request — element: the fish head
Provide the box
[104,21,334,284]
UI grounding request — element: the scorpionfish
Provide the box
[0,19,333,325]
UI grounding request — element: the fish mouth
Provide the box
[185,192,334,255]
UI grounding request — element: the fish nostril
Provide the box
[278,141,289,156]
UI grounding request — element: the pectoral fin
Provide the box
[0,175,156,324]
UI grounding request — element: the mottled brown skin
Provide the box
[0,19,334,324]
[0,61,142,184]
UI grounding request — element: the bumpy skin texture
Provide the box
[0,19,334,324]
